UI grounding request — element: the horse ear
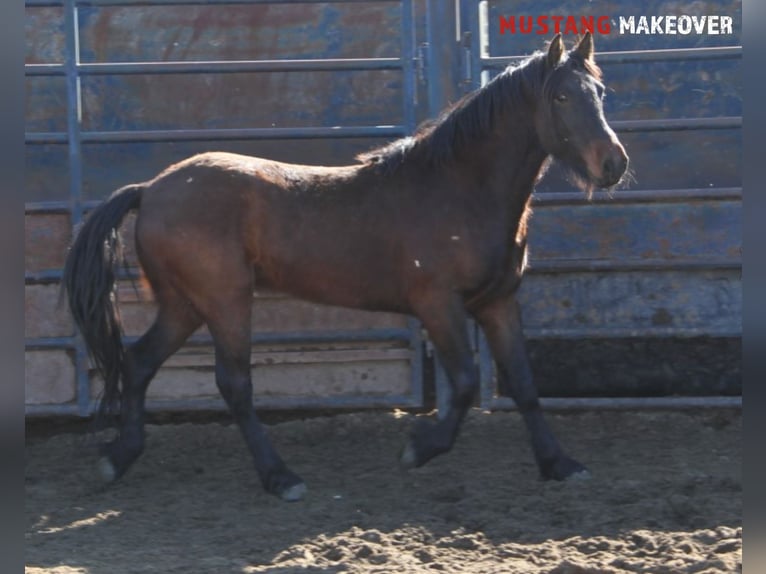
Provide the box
[546,34,565,68]
[574,31,594,61]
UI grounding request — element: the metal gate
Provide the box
[433,0,742,413]
[25,0,742,417]
[25,0,428,416]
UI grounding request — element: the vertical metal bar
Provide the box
[476,322,495,409]
[465,0,482,89]
[407,317,424,408]
[434,353,450,419]
[400,0,425,409]
[400,0,416,132]
[425,0,458,120]
[425,0,437,116]
[63,0,90,416]
[477,0,491,86]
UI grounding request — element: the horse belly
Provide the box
[249,226,409,313]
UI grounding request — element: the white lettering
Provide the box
[666,15,676,34]
[619,16,635,34]
[721,16,733,34]
[618,14,734,35]
[708,15,719,34]
[677,15,692,34]
[636,15,649,34]
[692,15,707,34]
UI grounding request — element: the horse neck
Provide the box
[468,107,549,213]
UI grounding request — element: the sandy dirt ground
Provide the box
[25,408,741,574]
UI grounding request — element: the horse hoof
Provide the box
[399,441,419,470]
[542,455,589,481]
[567,468,592,481]
[97,457,117,483]
[279,482,307,502]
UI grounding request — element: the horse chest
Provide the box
[460,217,529,308]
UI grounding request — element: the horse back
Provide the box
[134,151,528,313]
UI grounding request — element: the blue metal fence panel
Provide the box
[25,0,743,416]
[433,0,742,413]
[25,0,425,416]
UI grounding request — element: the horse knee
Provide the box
[216,372,253,416]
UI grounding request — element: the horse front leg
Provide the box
[475,295,589,481]
[400,293,479,468]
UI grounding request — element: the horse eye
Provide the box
[555,93,568,103]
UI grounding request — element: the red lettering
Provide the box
[499,14,612,36]
[519,16,533,34]
[597,15,611,34]
[564,15,579,34]
[551,15,564,34]
[536,15,549,35]
[498,15,515,35]
[579,16,594,34]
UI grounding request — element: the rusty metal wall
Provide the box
[25,0,427,416]
[25,0,742,417]
[435,0,742,412]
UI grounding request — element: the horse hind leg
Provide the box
[99,288,202,482]
[196,281,306,501]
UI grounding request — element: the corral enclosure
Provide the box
[25,0,742,416]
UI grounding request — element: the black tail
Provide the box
[62,183,145,420]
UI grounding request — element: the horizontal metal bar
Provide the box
[147,394,421,412]
[27,0,401,6]
[482,46,742,68]
[25,132,68,144]
[25,336,75,349]
[612,117,741,132]
[25,199,102,214]
[25,393,421,418]
[488,395,741,411]
[26,125,405,144]
[521,325,742,339]
[26,394,740,418]
[595,46,742,64]
[26,328,414,351]
[160,329,413,346]
[23,201,72,214]
[533,187,742,206]
[26,59,403,77]
[29,50,741,76]
[25,270,66,285]
[25,117,739,146]
[79,58,403,75]
[27,323,742,352]
[25,64,65,77]
[527,257,741,274]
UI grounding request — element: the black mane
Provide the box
[356,48,602,174]
[357,51,549,172]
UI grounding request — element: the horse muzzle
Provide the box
[585,138,629,189]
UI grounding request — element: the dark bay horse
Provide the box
[63,33,627,502]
